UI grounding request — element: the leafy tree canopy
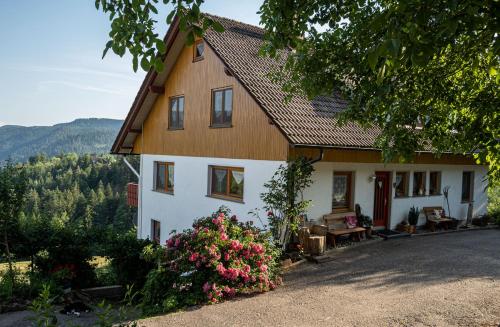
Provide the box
[96,0,499,183]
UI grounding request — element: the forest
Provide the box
[18,152,138,233]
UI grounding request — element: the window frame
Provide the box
[394,172,409,198]
[208,165,244,201]
[210,87,233,127]
[168,95,184,130]
[154,161,174,194]
[461,171,474,203]
[151,219,161,243]
[332,171,353,212]
[429,171,442,196]
[412,171,427,197]
[193,39,205,62]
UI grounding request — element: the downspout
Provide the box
[307,148,324,165]
[123,156,140,179]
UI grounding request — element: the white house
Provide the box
[112,14,488,244]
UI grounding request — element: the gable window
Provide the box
[413,172,426,196]
[395,172,409,198]
[155,162,174,194]
[193,39,204,61]
[461,171,474,203]
[151,219,161,243]
[332,172,353,212]
[211,88,233,127]
[169,96,184,129]
[209,166,244,201]
[429,171,442,196]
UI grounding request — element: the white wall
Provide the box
[138,154,285,243]
[303,162,488,229]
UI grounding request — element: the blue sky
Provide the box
[0,0,262,126]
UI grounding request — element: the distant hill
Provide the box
[0,118,123,162]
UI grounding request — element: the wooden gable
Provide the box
[132,40,289,161]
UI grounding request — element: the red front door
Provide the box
[373,172,390,227]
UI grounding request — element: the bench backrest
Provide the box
[322,212,355,230]
[423,206,443,219]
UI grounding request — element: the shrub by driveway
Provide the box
[140,230,500,327]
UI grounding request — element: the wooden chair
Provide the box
[423,206,454,232]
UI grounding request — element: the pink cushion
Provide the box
[345,215,358,229]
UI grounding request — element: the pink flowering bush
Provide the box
[141,207,281,314]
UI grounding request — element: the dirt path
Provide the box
[140,230,500,327]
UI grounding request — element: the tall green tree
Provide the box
[96,1,499,183]
[0,162,28,289]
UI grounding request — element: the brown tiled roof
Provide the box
[203,14,381,148]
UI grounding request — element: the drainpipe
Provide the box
[307,148,324,165]
[123,156,139,179]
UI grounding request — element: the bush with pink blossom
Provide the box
[141,207,281,314]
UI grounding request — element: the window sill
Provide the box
[193,56,204,63]
[461,200,473,204]
[428,193,442,197]
[206,194,244,204]
[412,194,427,198]
[168,127,184,131]
[152,189,174,196]
[394,195,410,199]
[209,124,233,129]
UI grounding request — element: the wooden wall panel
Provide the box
[133,41,289,161]
[290,147,477,165]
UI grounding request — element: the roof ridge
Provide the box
[203,12,264,32]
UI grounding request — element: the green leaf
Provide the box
[132,56,138,72]
[102,41,113,59]
[367,51,378,71]
[211,21,224,33]
[140,56,150,71]
[166,10,176,24]
[156,40,166,54]
[186,31,195,45]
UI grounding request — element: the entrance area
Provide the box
[373,171,390,227]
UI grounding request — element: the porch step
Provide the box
[307,254,336,264]
[376,229,411,240]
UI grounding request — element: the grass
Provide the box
[0,257,109,274]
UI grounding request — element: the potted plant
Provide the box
[358,214,373,238]
[408,206,420,233]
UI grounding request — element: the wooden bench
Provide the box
[423,206,454,232]
[322,212,366,248]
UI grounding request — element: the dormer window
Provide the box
[193,39,204,61]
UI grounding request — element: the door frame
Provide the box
[373,171,392,229]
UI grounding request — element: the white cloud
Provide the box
[37,80,126,95]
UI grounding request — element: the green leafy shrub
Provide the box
[105,229,157,289]
[33,223,96,289]
[141,207,281,314]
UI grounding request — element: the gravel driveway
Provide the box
[141,230,500,327]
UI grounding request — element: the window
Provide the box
[461,171,474,202]
[151,219,161,243]
[155,162,174,193]
[209,166,244,200]
[395,172,409,198]
[413,172,426,196]
[429,171,442,196]
[193,39,204,61]
[332,172,352,211]
[211,88,233,127]
[169,96,184,129]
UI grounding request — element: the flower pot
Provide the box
[408,225,416,234]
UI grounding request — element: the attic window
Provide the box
[193,39,204,61]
